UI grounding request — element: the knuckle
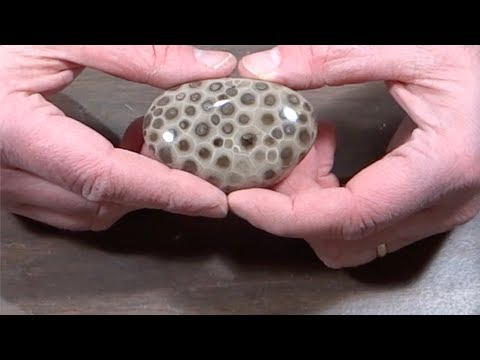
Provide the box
[162,190,182,213]
[341,210,377,241]
[148,45,175,77]
[78,163,116,203]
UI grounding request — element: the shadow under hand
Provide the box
[347,233,447,285]
[18,209,325,274]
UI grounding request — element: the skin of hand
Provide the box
[0,45,237,231]
[228,45,480,268]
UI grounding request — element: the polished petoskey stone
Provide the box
[143,78,317,193]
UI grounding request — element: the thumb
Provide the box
[237,45,424,89]
[47,45,237,88]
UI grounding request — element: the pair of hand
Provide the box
[1,45,479,268]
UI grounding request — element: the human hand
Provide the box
[0,45,237,231]
[228,45,480,268]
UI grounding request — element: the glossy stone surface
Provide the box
[143,78,317,193]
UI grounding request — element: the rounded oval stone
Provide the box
[143,78,316,193]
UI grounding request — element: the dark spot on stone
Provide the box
[264,169,276,180]
[179,120,190,130]
[144,114,153,128]
[261,113,275,126]
[209,82,223,92]
[216,155,231,169]
[299,113,308,124]
[299,128,311,144]
[226,87,238,97]
[152,118,164,129]
[263,135,276,147]
[224,139,233,148]
[255,82,269,91]
[165,107,178,120]
[238,114,250,125]
[267,150,277,162]
[149,132,158,142]
[202,101,214,112]
[303,102,312,112]
[280,147,294,167]
[213,138,223,147]
[158,147,173,164]
[189,81,202,88]
[148,144,155,154]
[217,94,228,101]
[222,122,234,134]
[240,133,257,149]
[271,127,283,139]
[195,123,209,137]
[153,108,163,117]
[198,147,211,159]
[288,94,300,105]
[190,93,201,102]
[175,93,186,100]
[283,123,297,136]
[211,114,220,125]
[221,102,235,115]
[157,96,170,106]
[178,139,190,151]
[241,93,255,105]
[185,106,196,116]
[264,94,276,106]
[182,160,198,174]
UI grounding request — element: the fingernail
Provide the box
[242,47,281,76]
[194,48,234,70]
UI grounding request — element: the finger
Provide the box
[322,209,455,269]
[1,168,132,231]
[4,100,228,218]
[229,187,350,239]
[228,188,299,238]
[315,187,480,268]
[274,121,339,195]
[237,45,425,89]
[47,45,238,89]
[0,46,86,94]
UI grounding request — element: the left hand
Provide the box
[0,45,236,231]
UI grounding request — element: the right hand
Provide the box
[228,45,480,268]
[0,45,237,231]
